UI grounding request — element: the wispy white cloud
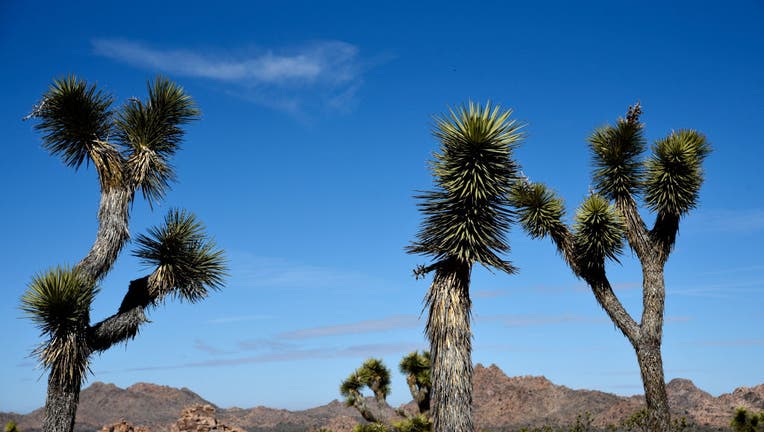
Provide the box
[473,289,507,299]
[230,254,382,290]
[479,313,607,327]
[278,315,420,340]
[91,38,367,114]
[685,208,764,234]
[206,314,272,324]
[193,339,232,355]
[115,341,425,372]
[690,338,764,347]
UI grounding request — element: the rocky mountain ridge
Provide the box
[3,364,762,431]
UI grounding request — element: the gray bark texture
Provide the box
[406,375,430,415]
[42,377,80,432]
[426,261,473,432]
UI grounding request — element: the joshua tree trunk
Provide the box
[635,339,670,431]
[406,375,430,415]
[635,262,670,432]
[42,378,80,432]
[425,260,472,432]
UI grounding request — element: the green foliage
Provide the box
[357,358,392,400]
[573,194,624,270]
[644,129,710,217]
[29,75,114,170]
[408,101,522,274]
[4,421,19,432]
[352,423,390,432]
[340,371,365,406]
[588,117,646,200]
[393,415,432,432]
[613,409,690,432]
[118,77,200,206]
[20,266,98,387]
[399,351,431,388]
[731,407,764,432]
[509,180,567,240]
[340,358,392,404]
[133,209,227,302]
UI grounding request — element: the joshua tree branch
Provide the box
[87,276,154,352]
[547,227,641,344]
[75,187,132,283]
[615,194,653,262]
[649,212,680,264]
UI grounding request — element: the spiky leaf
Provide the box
[118,77,199,206]
[340,372,364,406]
[358,358,392,400]
[20,266,98,387]
[399,351,431,387]
[589,118,645,200]
[29,76,115,170]
[644,130,710,217]
[573,195,625,271]
[133,209,226,302]
[408,101,522,273]
[509,180,567,239]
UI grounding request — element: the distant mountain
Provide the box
[3,364,763,432]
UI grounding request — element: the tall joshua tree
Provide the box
[20,76,226,432]
[399,351,431,416]
[340,358,393,423]
[407,102,522,432]
[510,103,710,432]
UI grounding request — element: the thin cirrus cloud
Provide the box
[91,38,365,114]
[116,341,426,372]
[277,315,421,340]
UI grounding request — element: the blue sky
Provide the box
[1,0,763,414]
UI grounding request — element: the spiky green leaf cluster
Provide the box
[399,350,431,387]
[31,76,114,170]
[589,118,645,200]
[117,77,200,206]
[133,209,226,302]
[20,266,98,386]
[394,415,432,432]
[573,195,624,271]
[644,130,710,217]
[408,101,522,273]
[358,358,392,399]
[340,372,365,406]
[509,180,566,239]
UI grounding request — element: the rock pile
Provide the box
[170,405,246,432]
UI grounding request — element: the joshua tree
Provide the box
[732,408,764,432]
[399,351,431,415]
[510,103,709,432]
[20,76,226,432]
[340,358,393,423]
[407,101,522,432]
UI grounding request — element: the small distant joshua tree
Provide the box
[510,103,710,432]
[407,101,523,432]
[21,76,227,432]
[341,358,392,423]
[399,351,431,416]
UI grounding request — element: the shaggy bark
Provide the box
[75,187,131,282]
[425,261,472,432]
[88,276,152,352]
[42,377,80,432]
[406,375,430,415]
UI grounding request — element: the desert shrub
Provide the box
[732,408,764,432]
[4,422,18,432]
[394,414,432,432]
[353,423,391,432]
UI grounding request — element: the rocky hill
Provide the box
[3,364,763,431]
